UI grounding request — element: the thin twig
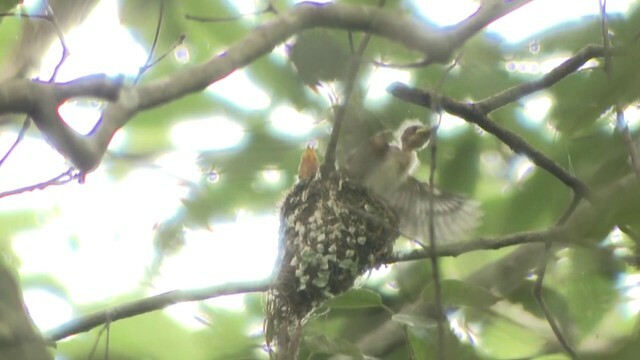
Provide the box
[533,259,575,358]
[599,0,612,75]
[420,51,462,360]
[0,116,31,168]
[599,2,640,180]
[142,34,187,71]
[0,4,72,81]
[135,0,165,84]
[321,26,375,177]
[322,0,389,178]
[386,228,566,263]
[87,322,108,360]
[44,3,70,81]
[475,45,606,113]
[104,319,110,360]
[0,168,79,198]
[555,194,582,227]
[532,193,582,360]
[426,125,445,360]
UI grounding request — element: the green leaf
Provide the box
[560,247,620,337]
[407,327,429,359]
[477,314,547,359]
[421,279,502,308]
[323,288,383,309]
[435,129,481,194]
[304,334,364,359]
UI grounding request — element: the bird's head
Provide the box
[399,124,433,152]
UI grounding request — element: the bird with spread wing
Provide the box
[342,120,481,244]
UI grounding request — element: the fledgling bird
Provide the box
[344,121,481,243]
[297,144,319,182]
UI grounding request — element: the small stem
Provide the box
[135,0,165,84]
[0,116,31,168]
[321,33,373,177]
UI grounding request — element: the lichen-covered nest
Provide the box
[265,171,399,357]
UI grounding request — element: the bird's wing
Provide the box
[387,177,482,243]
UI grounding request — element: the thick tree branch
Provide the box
[446,0,535,46]
[0,74,123,171]
[137,1,536,112]
[0,1,530,174]
[133,2,454,113]
[0,74,121,113]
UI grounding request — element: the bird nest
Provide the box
[265,170,399,357]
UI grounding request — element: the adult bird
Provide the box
[343,120,481,244]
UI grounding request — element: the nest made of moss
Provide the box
[265,170,399,357]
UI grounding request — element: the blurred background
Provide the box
[1,0,640,359]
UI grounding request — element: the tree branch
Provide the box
[45,280,270,342]
[133,2,456,113]
[0,1,530,174]
[0,74,123,171]
[387,228,562,262]
[475,44,606,113]
[321,21,376,176]
[387,82,592,199]
[446,0,535,46]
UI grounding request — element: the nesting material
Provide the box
[265,171,399,358]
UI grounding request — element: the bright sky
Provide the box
[2,0,637,337]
